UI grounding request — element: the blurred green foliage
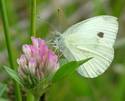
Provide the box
[0,0,125,101]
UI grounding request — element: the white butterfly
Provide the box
[55,15,119,78]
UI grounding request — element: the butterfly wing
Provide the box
[61,15,118,78]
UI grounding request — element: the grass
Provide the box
[0,0,22,101]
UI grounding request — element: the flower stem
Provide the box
[26,92,34,101]
[0,0,22,101]
[30,0,36,36]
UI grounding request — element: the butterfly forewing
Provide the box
[60,15,118,78]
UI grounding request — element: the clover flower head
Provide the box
[17,37,59,81]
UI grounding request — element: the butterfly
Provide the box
[55,15,119,78]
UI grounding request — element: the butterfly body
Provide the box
[55,15,118,78]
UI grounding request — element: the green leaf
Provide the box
[52,58,92,82]
[0,83,7,97]
[3,66,22,86]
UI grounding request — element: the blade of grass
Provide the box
[0,0,22,101]
[27,0,37,101]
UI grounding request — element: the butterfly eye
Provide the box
[97,32,104,38]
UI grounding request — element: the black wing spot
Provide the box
[97,32,104,38]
